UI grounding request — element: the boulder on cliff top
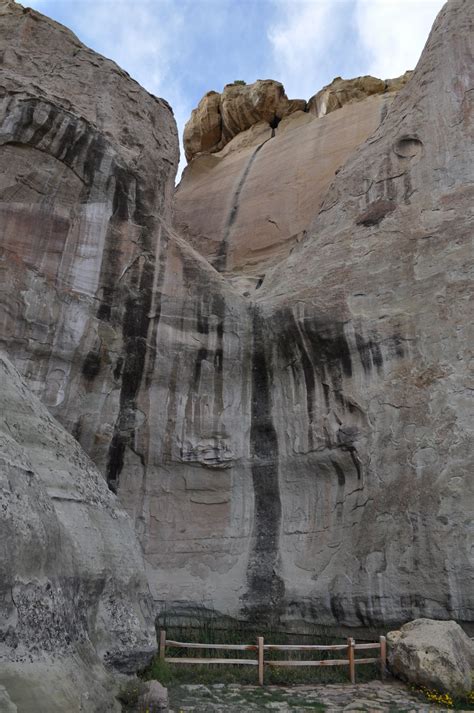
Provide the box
[183,79,305,161]
[387,619,474,696]
[307,71,412,118]
[184,72,413,162]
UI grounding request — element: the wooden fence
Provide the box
[159,630,387,686]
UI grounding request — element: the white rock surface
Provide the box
[387,619,474,696]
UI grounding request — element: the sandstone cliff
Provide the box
[174,0,473,627]
[0,0,472,687]
[175,91,396,281]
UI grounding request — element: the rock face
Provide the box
[387,619,474,696]
[183,79,305,161]
[0,0,473,654]
[173,0,473,628]
[307,72,412,118]
[0,352,155,711]
[175,93,396,280]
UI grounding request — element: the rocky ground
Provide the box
[168,680,463,712]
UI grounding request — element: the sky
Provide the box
[22,0,446,176]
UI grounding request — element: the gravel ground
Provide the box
[168,680,465,712]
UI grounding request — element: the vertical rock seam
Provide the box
[214,135,273,272]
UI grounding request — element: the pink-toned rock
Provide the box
[183,91,222,161]
[175,93,395,278]
[307,72,412,118]
[183,79,305,161]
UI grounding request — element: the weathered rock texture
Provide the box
[173,0,473,628]
[176,72,416,280]
[175,94,396,279]
[387,619,474,696]
[307,72,412,118]
[0,0,473,661]
[0,352,155,711]
[248,0,473,626]
[183,79,305,161]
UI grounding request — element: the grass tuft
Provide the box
[141,610,379,687]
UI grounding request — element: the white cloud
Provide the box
[64,0,187,176]
[355,0,445,78]
[267,0,444,100]
[68,1,177,95]
[267,0,334,99]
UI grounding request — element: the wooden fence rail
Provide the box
[159,629,387,686]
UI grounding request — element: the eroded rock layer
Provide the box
[183,79,305,161]
[0,0,472,664]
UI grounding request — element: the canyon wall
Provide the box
[172,0,474,629]
[0,0,472,663]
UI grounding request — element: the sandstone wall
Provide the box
[173,0,473,628]
[0,0,472,644]
[175,94,395,282]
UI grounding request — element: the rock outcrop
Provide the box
[0,352,155,711]
[0,0,473,664]
[183,79,305,161]
[175,92,396,280]
[387,619,474,696]
[307,72,412,118]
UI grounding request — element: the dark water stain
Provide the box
[81,349,101,381]
[144,226,169,387]
[214,137,271,272]
[181,286,226,451]
[279,310,353,409]
[244,307,285,624]
[355,333,383,374]
[105,188,156,492]
[8,97,161,494]
[331,460,346,488]
[113,357,123,381]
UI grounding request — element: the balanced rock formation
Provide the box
[183,79,305,161]
[387,619,474,696]
[0,352,155,711]
[0,0,473,672]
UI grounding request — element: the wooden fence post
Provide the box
[379,635,386,680]
[347,637,355,684]
[159,629,166,661]
[258,636,264,686]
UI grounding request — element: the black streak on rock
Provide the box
[81,350,101,380]
[244,307,285,624]
[215,137,271,272]
[105,188,156,492]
